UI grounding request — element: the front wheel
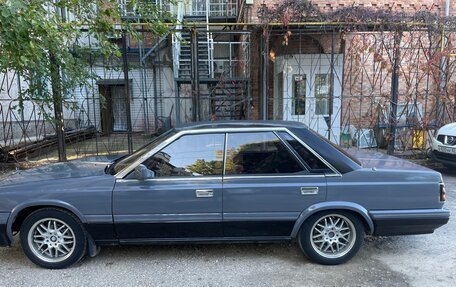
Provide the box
[20,208,87,269]
[298,211,364,265]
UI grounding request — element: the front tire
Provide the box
[298,211,364,265]
[20,208,87,269]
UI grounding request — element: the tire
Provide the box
[20,208,87,269]
[298,211,364,265]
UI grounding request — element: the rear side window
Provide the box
[225,132,304,175]
[277,131,331,173]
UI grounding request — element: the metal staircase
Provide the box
[177,30,212,81]
[171,0,250,121]
[203,79,249,119]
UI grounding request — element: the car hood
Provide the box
[0,156,114,187]
[344,149,432,171]
[438,122,456,136]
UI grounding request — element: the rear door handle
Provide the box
[301,187,319,195]
[195,189,214,198]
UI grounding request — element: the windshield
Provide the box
[109,129,176,175]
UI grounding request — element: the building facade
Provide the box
[1,0,455,160]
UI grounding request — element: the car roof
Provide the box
[175,120,308,131]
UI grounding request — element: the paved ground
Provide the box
[0,170,455,287]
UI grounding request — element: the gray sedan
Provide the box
[0,121,450,269]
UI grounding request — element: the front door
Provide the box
[113,133,225,241]
[222,131,327,237]
[275,54,343,144]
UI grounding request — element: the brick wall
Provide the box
[245,0,455,134]
[247,0,452,23]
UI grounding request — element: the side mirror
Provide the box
[134,164,155,180]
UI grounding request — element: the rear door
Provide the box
[222,130,329,238]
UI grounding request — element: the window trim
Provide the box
[115,127,341,179]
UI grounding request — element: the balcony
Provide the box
[182,0,238,18]
[118,0,172,17]
[118,0,238,19]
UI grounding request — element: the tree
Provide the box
[0,0,173,160]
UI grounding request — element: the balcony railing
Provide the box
[119,0,237,18]
[182,0,237,17]
[118,0,173,17]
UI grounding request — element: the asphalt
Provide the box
[0,170,454,287]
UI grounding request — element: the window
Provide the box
[315,74,329,115]
[110,129,176,175]
[225,132,304,175]
[142,133,225,177]
[277,131,330,172]
[293,75,306,115]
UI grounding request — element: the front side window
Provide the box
[225,132,304,175]
[110,129,176,175]
[142,133,225,177]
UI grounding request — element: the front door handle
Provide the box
[195,189,214,198]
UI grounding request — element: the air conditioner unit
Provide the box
[245,0,254,5]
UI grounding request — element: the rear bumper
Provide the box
[0,213,10,247]
[370,209,450,236]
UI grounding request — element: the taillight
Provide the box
[440,184,447,202]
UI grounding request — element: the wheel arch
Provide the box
[6,200,87,245]
[291,201,374,238]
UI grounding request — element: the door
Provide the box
[99,84,128,133]
[111,85,128,131]
[275,54,343,144]
[222,131,327,237]
[99,85,113,134]
[113,133,225,241]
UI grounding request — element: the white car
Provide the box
[431,122,456,169]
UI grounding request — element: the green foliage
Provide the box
[0,0,173,115]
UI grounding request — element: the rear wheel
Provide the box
[20,208,87,269]
[298,211,364,265]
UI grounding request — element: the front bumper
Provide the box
[0,213,10,246]
[431,137,456,167]
[370,209,450,236]
[431,150,456,167]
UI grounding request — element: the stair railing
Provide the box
[205,0,214,78]
[172,0,184,78]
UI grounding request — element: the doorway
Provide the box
[274,54,343,143]
[99,84,128,134]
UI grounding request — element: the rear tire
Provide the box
[20,208,87,269]
[298,211,364,265]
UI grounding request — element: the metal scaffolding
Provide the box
[1,1,455,163]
